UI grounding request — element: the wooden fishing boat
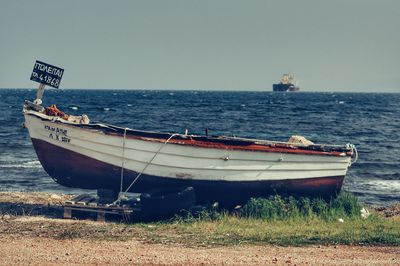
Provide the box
[23,100,357,205]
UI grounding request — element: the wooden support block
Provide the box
[97,211,106,222]
[88,202,98,207]
[62,193,138,222]
[64,207,72,219]
[72,194,90,203]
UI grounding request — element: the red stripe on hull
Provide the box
[109,132,350,157]
[31,138,345,205]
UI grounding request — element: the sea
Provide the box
[0,89,399,206]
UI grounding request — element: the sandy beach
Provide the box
[0,192,399,265]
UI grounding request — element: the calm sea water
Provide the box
[0,89,399,206]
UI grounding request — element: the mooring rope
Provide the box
[119,128,128,197]
[113,133,181,204]
[347,143,358,166]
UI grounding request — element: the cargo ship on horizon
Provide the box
[273,73,300,92]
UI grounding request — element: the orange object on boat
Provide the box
[44,104,69,120]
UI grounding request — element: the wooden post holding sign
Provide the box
[30,60,64,105]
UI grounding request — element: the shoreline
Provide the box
[0,191,399,265]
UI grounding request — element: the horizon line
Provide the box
[1,87,399,94]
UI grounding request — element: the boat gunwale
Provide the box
[32,127,350,164]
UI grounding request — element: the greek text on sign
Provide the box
[30,60,64,88]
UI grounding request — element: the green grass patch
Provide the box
[239,192,363,221]
[162,214,400,246]
[151,193,400,246]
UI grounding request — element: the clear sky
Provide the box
[0,0,399,92]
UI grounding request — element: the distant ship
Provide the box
[273,73,300,92]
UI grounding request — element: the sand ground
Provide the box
[0,233,398,265]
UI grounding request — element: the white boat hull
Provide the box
[24,111,353,204]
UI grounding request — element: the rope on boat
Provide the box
[119,128,128,197]
[114,134,358,204]
[114,133,181,204]
[347,143,358,166]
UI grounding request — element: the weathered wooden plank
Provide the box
[97,211,106,222]
[63,207,72,219]
[62,193,139,222]
[72,194,92,203]
[64,200,75,205]
[88,202,98,207]
[63,205,134,221]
